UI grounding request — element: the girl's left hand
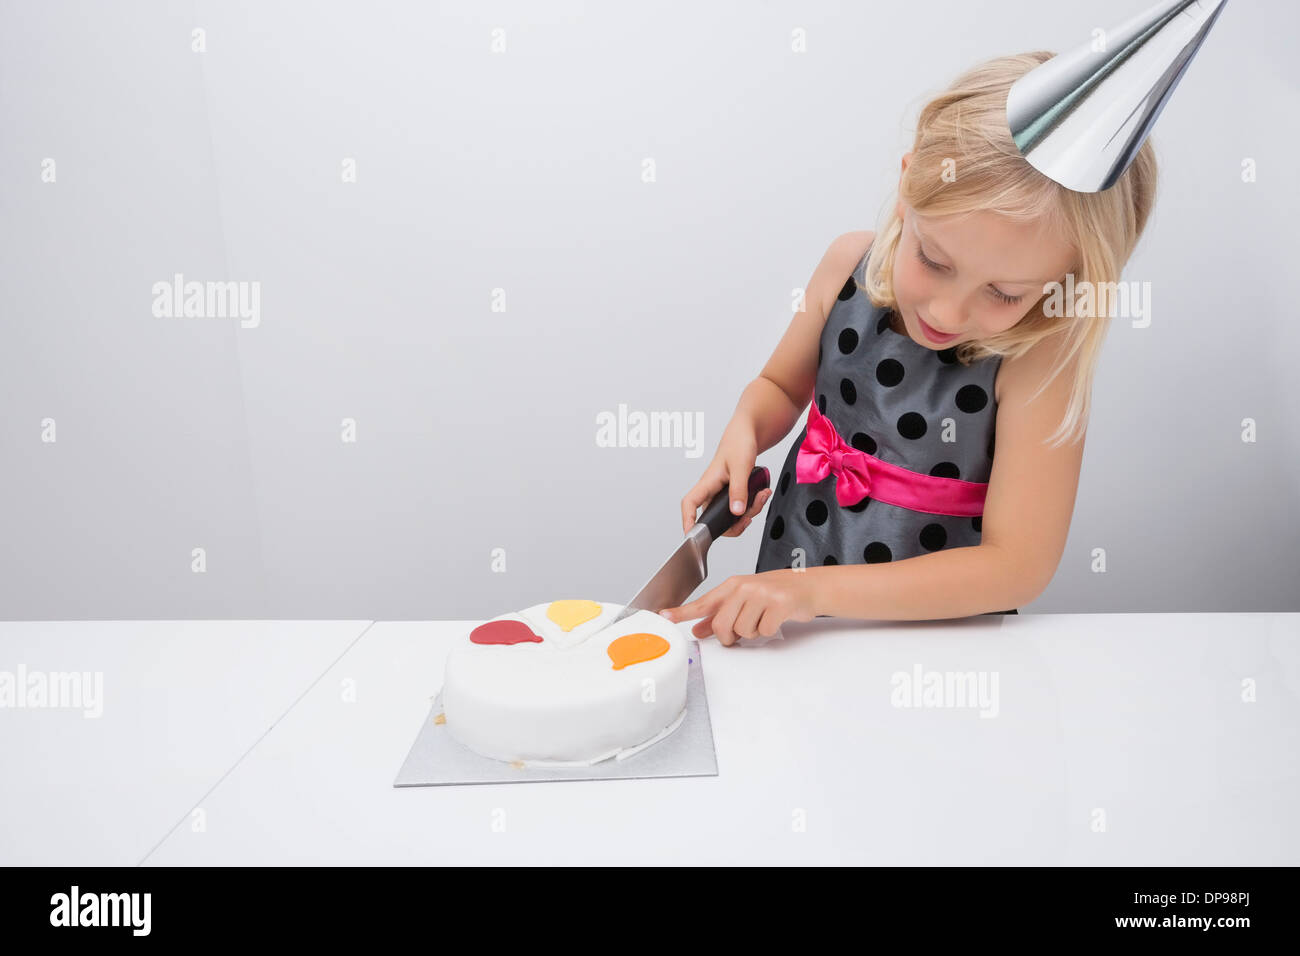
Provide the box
[659,570,816,646]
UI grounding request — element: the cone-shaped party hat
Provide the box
[1006,0,1230,193]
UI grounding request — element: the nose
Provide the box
[926,302,965,334]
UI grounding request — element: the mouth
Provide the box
[917,312,960,344]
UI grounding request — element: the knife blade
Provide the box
[595,466,770,633]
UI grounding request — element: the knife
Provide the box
[594,465,770,634]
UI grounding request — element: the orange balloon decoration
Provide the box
[607,632,670,670]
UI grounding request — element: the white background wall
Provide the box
[1,0,1295,619]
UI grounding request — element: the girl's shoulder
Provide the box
[827,229,876,274]
[815,230,876,318]
[995,327,1080,409]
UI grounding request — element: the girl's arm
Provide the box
[739,231,877,455]
[799,546,1027,620]
[803,328,1088,618]
[681,231,878,536]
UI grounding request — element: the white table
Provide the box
[2,614,1296,865]
[0,621,371,866]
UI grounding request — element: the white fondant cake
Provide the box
[441,600,688,767]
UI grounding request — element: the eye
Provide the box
[915,246,1024,306]
[915,246,943,271]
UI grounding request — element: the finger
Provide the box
[691,617,714,640]
[722,515,754,538]
[660,579,730,622]
[658,596,700,622]
[711,594,743,647]
[724,489,771,537]
[727,461,754,518]
[746,487,772,517]
[733,595,765,640]
[660,595,712,624]
[757,603,787,638]
[681,486,712,538]
[681,468,726,536]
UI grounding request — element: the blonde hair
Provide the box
[859,52,1159,447]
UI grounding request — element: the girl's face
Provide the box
[891,154,1077,350]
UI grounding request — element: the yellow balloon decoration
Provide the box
[546,599,603,632]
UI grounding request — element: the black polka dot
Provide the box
[936,347,959,364]
[779,471,791,495]
[817,393,826,413]
[850,431,877,454]
[956,384,989,413]
[847,496,871,513]
[897,412,927,440]
[838,276,857,301]
[929,462,960,479]
[805,500,828,526]
[919,523,948,551]
[838,328,859,354]
[971,516,982,533]
[863,542,893,563]
[770,516,785,540]
[822,555,839,566]
[840,379,857,405]
[876,358,904,387]
[876,313,893,335]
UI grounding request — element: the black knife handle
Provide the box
[698,466,770,542]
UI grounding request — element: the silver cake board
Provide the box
[394,640,717,786]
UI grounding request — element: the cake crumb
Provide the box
[509,760,525,769]
[433,713,446,725]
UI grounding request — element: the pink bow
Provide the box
[796,404,873,506]
[791,401,991,517]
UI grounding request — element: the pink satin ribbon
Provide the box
[795,401,989,517]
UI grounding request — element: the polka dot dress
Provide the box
[754,246,1017,614]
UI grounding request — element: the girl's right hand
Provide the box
[680,442,774,538]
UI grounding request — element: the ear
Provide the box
[896,153,913,220]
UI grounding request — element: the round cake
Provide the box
[441,599,689,767]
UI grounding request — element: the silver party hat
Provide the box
[1006,0,1230,193]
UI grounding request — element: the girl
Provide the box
[660,52,1158,644]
